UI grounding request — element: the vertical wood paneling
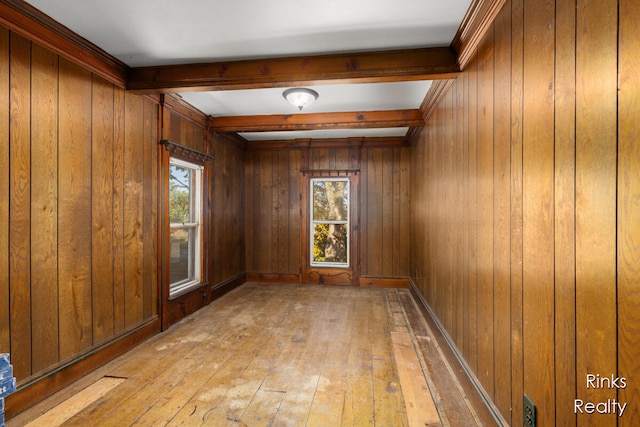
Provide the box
[142,99,157,318]
[492,5,511,417]
[112,86,126,334]
[9,33,32,379]
[0,28,159,390]
[398,147,410,278]
[91,75,115,344]
[453,81,465,350]
[466,52,479,374]
[476,28,495,395]
[0,27,9,354]
[618,0,640,423]
[522,0,556,423]
[381,148,393,276]
[58,58,92,360]
[123,94,144,328]
[288,150,301,275]
[257,151,273,272]
[30,44,59,372]
[575,1,618,425]
[366,148,383,277]
[274,151,288,273]
[245,145,409,280]
[411,0,636,425]
[554,0,577,424]
[509,0,525,423]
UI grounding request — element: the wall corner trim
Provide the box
[451,0,509,69]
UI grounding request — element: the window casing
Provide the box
[168,157,203,299]
[310,177,350,267]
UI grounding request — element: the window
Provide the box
[310,177,350,267]
[169,157,203,298]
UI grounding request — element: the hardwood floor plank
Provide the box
[391,331,441,427]
[24,378,125,427]
[8,283,481,427]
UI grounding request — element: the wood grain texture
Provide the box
[142,98,158,319]
[575,1,618,425]
[112,86,126,335]
[0,27,9,354]
[12,284,439,426]
[0,27,161,405]
[30,43,60,372]
[9,32,32,379]
[554,0,577,425]
[492,5,511,417]
[475,27,494,396]
[128,47,459,93]
[123,93,144,328]
[58,57,93,361]
[409,0,634,425]
[91,75,115,344]
[618,0,640,424]
[391,331,441,426]
[522,0,556,424]
[509,0,524,424]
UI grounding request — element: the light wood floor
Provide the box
[9,283,483,426]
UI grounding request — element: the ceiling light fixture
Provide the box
[283,88,318,111]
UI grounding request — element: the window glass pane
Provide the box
[313,223,348,263]
[169,227,191,285]
[169,164,193,223]
[313,180,348,221]
[168,157,202,298]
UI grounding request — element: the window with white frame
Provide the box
[169,157,203,298]
[310,177,350,267]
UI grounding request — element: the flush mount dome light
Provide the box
[283,88,319,111]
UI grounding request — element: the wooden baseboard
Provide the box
[210,272,247,301]
[359,276,410,288]
[5,317,161,420]
[246,272,300,284]
[408,280,508,426]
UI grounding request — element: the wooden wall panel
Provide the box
[492,6,511,417]
[210,134,245,287]
[509,0,524,423]
[245,146,410,281]
[123,94,145,328]
[410,0,637,425]
[575,1,618,425]
[0,27,9,355]
[58,57,93,361]
[0,28,159,391]
[142,99,158,319]
[112,87,126,335]
[618,0,640,423]
[475,27,494,397]
[30,44,60,372]
[9,33,32,379]
[522,0,556,424]
[553,0,577,424]
[91,75,115,344]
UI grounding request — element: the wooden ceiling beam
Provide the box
[208,109,424,132]
[127,47,460,94]
[245,136,408,150]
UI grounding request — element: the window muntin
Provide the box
[310,177,349,267]
[169,157,203,299]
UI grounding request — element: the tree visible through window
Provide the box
[169,157,203,298]
[311,178,349,266]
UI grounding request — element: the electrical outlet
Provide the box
[524,395,536,427]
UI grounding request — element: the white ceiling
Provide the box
[24,0,472,141]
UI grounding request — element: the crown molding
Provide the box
[452,0,508,69]
[0,0,128,86]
